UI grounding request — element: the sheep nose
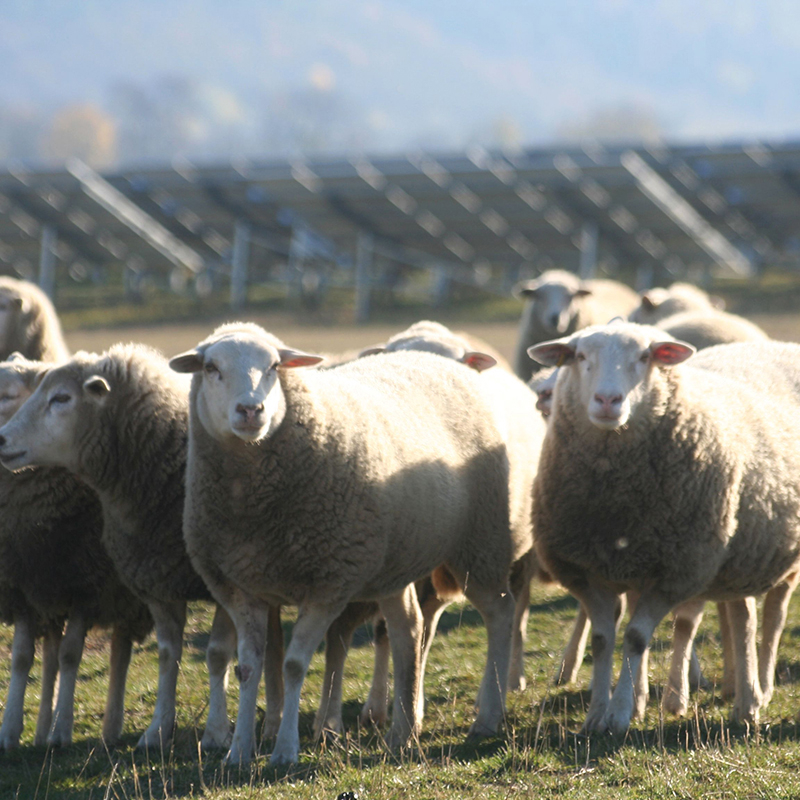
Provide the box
[549,313,560,328]
[594,392,622,410]
[235,403,264,423]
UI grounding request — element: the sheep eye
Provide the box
[49,393,71,405]
[204,362,219,375]
[576,353,586,362]
[639,352,650,363]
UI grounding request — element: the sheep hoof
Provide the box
[136,726,171,751]
[201,728,232,751]
[261,715,281,741]
[661,687,688,717]
[359,704,388,729]
[0,729,21,751]
[269,743,299,766]
[508,674,527,692]
[47,729,73,748]
[223,742,254,767]
[466,719,499,741]
[313,714,343,741]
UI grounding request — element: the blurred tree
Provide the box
[557,103,664,144]
[42,103,117,167]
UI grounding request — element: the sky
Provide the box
[1,0,799,164]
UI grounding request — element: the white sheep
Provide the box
[312,320,533,737]
[513,270,639,381]
[528,322,800,733]
[0,344,241,751]
[360,320,506,372]
[629,282,722,325]
[169,322,544,765]
[658,309,768,350]
[0,355,152,748]
[0,277,69,362]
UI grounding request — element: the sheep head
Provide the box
[170,324,323,444]
[528,321,694,431]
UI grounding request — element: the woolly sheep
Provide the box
[513,270,639,381]
[527,365,707,708]
[359,320,507,372]
[169,322,544,764]
[0,344,241,750]
[314,320,532,737]
[528,322,800,733]
[0,355,152,749]
[658,309,768,350]
[0,277,68,362]
[629,282,722,325]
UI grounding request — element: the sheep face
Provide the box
[0,355,47,426]
[528,322,694,431]
[170,332,323,443]
[516,273,592,335]
[0,289,26,355]
[528,367,558,419]
[0,364,103,472]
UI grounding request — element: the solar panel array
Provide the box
[1,139,799,310]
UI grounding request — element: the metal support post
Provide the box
[355,232,374,324]
[579,221,598,280]
[230,219,251,311]
[38,224,58,299]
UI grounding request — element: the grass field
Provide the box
[3,310,800,799]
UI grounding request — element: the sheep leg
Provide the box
[717,601,736,699]
[101,625,134,744]
[508,553,534,692]
[47,613,87,747]
[604,591,672,735]
[262,603,284,741]
[418,587,450,721]
[727,596,762,725]
[463,580,515,739]
[34,623,62,746]
[201,604,237,750]
[137,600,187,751]
[758,573,800,706]
[0,613,36,750]
[555,605,590,685]
[575,584,623,733]
[360,617,391,727]
[270,602,346,766]
[624,590,650,721]
[662,598,705,716]
[314,601,375,739]
[379,584,424,749]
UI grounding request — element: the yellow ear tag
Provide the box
[556,353,567,368]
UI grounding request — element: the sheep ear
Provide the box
[359,346,386,358]
[650,340,695,365]
[640,293,659,311]
[31,367,50,389]
[461,351,497,372]
[278,349,324,369]
[710,295,726,310]
[528,340,575,367]
[514,281,540,299]
[169,350,204,373]
[6,352,25,363]
[84,375,111,400]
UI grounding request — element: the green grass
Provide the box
[2,587,800,798]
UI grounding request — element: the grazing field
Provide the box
[2,310,800,799]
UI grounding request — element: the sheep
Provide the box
[168,321,544,765]
[629,282,721,325]
[528,322,800,734]
[359,320,508,372]
[658,309,768,350]
[513,270,639,381]
[0,354,152,748]
[0,344,241,751]
[313,320,531,737]
[0,277,69,362]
